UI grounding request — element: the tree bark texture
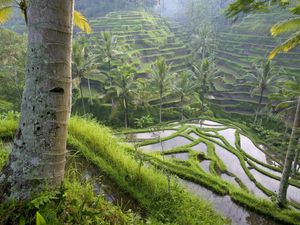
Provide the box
[0,0,74,201]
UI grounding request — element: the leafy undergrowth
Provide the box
[0,115,228,225]
[0,178,145,225]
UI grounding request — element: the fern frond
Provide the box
[0,6,12,24]
[269,32,300,60]
[271,18,300,36]
[73,10,92,34]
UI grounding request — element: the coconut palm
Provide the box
[272,76,300,177]
[173,71,197,120]
[247,60,280,124]
[112,65,136,128]
[134,78,156,108]
[192,58,217,110]
[151,58,172,123]
[72,39,99,114]
[226,0,300,207]
[0,0,91,33]
[0,0,76,201]
[190,24,216,59]
[98,32,120,105]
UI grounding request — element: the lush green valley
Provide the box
[1,0,300,224]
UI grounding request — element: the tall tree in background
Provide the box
[72,39,98,114]
[112,65,136,128]
[272,76,300,176]
[99,32,119,105]
[247,60,279,124]
[173,71,196,120]
[151,58,172,123]
[226,0,300,207]
[193,58,216,110]
[0,29,26,110]
[0,0,90,201]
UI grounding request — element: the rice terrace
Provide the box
[1,0,300,225]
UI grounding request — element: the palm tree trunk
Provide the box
[278,96,300,207]
[159,88,163,123]
[181,95,184,120]
[254,88,264,125]
[79,79,86,115]
[292,142,299,177]
[108,60,114,106]
[87,78,93,105]
[124,97,129,128]
[0,0,73,201]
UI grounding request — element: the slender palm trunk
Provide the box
[159,88,163,123]
[278,96,300,207]
[79,79,86,115]
[0,0,73,201]
[292,144,299,177]
[124,97,129,128]
[108,60,114,106]
[254,88,264,125]
[180,95,184,120]
[87,78,93,105]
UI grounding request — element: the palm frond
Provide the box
[269,32,300,60]
[271,18,300,36]
[0,6,12,24]
[74,10,92,34]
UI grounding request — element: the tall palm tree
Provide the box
[190,24,215,59]
[112,65,136,128]
[269,6,300,207]
[173,71,197,120]
[151,58,172,123]
[0,0,80,201]
[272,76,300,177]
[72,39,98,114]
[99,32,119,105]
[192,58,216,110]
[0,0,92,33]
[247,60,280,124]
[226,0,300,207]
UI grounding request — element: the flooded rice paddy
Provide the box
[125,120,300,224]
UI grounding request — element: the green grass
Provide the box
[67,116,228,224]
[0,116,228,224]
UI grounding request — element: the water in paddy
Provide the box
[165,152,189,161]
[190,120,224,126]
[221,173,240,187]
[199,160,210,173]
[191,142,208,154]
[249,168,300,204]
[218,128,237,148]
[181,180,278,225]
[189,132,200,140]
[240,135,277,166]
[186,123,226,129]
[141,136,192,153]
[126,130,176,140]
[214,144,268,198]
[250,160,282,177]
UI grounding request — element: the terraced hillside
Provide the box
[122,119,300,224]
[212,11,300,116]
[84,11,191,86]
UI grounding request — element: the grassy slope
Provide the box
[0,116,227,225]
